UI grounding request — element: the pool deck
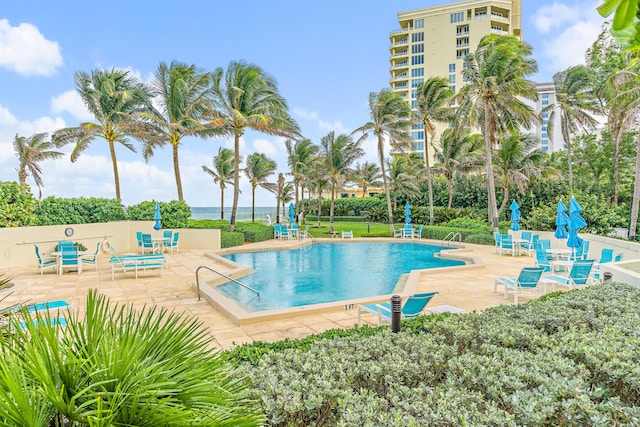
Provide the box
[2,239,538,350]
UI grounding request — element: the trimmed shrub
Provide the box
[221,231,244,248]
[127,200,191,229]
[0,181,38,227]
[234,222,274,243]
[35,197,126,225]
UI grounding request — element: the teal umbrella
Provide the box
[288,203,295,224]
[554,200,569,239]
[153,201,162,231]
[509,200,521,232]
[567,196,586,249]
[404,202,411,224]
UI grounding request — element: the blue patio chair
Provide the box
[495,267,545,303]
[141,233,155,254]
[166,232,179,253]
[57,241,73,251]
[571,241,590,261]
[500,234,516,256]
[493,232,502,253]
[598,248,614,264]
[135,232,143,252]
[536,239,553,260]
[81,242,101,271]
[533,247,552,273]
[356,292,439,325]
[298,225,310,239]
[341,230,353,239]
[542,260,595,290]
[273,224,282,239]
[614,253,624,262]
[60,245,79,274]
[280,227,291,240]
[34,244,57,275]
[403,224,413,239]
[519,231,535,257]
[412,224,424,239]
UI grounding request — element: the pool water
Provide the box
[219,242,464,312]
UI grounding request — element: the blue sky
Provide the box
[0,0,606,208]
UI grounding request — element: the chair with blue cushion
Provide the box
[614,253,624,262]
[273,224,282,239]
[500,234,516,256]
[341,230,353,239]
[166,232,179,253]
[162,230,173,249]
[598,248,614,264]
[519,231,535,257]
[412,224,424,239]
[135,232,143,252]
[542,260,595,290]
[280,226,291,240]
[57,241,73,251]
[141,233,155,254]
[403,224,414,239]
[537,239,552,260]
[493,232,502,253]
[34,245,57,275]
[495,267,545,304]
[81,242,101,271]
[533,247,552,273]
[357,292,439,325]
[571,241,590,261]
[60,245,79,274]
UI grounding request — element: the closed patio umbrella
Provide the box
[567,196,586,250]
[509,200,521,232]
[288,203,295,225]
[153,201,162,231]
[404,202,411,224]
[554,200,569,239]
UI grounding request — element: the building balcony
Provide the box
[390,27,412,36]
[391,73,408,82]
[392,61,408,69]
[391,39,408,47]
[391,50,408,58]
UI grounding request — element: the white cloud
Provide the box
[318,119,349,135]
[0,19,63,76]
[51,90,92,121]
[541,20,603,72]
[532,2,576,34]
[252,138,278,157]
[292,107,318,120]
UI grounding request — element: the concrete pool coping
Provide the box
[200,238,485,325]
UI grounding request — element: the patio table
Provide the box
[546,248,572,260]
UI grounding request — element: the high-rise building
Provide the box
[389,0,523,159]
[532,83,564,153]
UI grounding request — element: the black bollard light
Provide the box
[390,295,402,333]
[603,271,613,281]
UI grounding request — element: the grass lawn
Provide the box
[303,221,393,238]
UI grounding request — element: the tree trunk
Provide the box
[483,104,499,231]
[629,133,640,240]
[447,175,453,209]
[172,140,183,201]
[377,135,394,235]
[498,184,509,218]
[294,181,299,224]
[229,131,241,232]
[425,130,435,226]
[613,130,621,206]
[108,140,122,202]
[329,182,335,233]
[220,185,225,219]
[562,125,573,191]
[362,185,368,198]
[18,167,27,193]
[251,184,256,223]
[317,188,322,227]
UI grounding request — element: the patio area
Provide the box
[2,240,547,349]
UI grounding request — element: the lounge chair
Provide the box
[81,242,101,271]
[16,300,70,329]
[356,292,439,325]
[614,253,624,262]
[495,267,545,304]
[542,260,595,290]
[598,248,614,264]
[109,247,166,280]
[342,231,353,239]
[34,244,57,275]
[412,224,424,239]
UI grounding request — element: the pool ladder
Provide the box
[195,265,260,301]
[442,232,461,247]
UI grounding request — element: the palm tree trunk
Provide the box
[172,141,183,201]
[484,104,499,231]
[317,188,322,227]
[447,175,453,209]
[377,135,394,235]
[294,181,299,224]
[18,167,27,193]
[108,140,122,201]
[629,134,640,241]
[300,184,306,224]
[498,184,509,218]
[229,132,241,232]
[614,130,621,206]
[251,185,256,223]
[425,131,435,226]
[329,182,336,233]
[220,185,225,220]
[562,126,573,190]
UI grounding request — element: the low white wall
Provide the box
[0,221,220,270]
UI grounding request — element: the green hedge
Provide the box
[127,200,191,229]
[228,283,640,425]
[221,231,244,248]
[0,181,38,227]
[307,216,368,223]
[234,223,274,243]
[35,197,126,225]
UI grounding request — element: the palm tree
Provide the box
[542,65,599,191]
[432,129,484,208]
[352,161,382,198]
[352,89,412,234]
[12,133,63,198]
[285,138,318,221]
[210,61,300,232]
[493,133,546,217]
[306,157,330,227]
[244,153,277,223]
[53,68,150,201]
[455,34,539,230]
[135,61,216,201]
[319,132,364,233]
[415,77,454,225]
[202,147,236,219]
[387,154,423,210]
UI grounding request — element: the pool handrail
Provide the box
[195,265,260,301]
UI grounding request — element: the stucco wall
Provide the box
[0,222,220,270]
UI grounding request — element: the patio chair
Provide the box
[598,248,614,264]
[81,242,101,271]
[394,227,404,238]
[135,232,143,252]
[403,224,414,239]
[273,224,282,239]
[519,231,535,257]
[298,225,310,239]
[493,232,502,253]
[495,267,545,304]
[280,226,291,240]
[356,292,439,325]
[499,234,516,256]
[166,232,179,253]
[533,247,552,273]
[60,245,79,274]
[571,241,590,261]
[342,230,353,239]
[34,244,57,275]
[614,253,624,262]
[536,239,553,260]
[412,224,424,239]
[542,260,595,290]
[141,233,155,254]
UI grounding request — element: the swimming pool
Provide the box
[219,242,464,311]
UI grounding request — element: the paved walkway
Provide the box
[2,240,536,349]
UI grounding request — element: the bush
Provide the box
[221,231,244,248]
[0,181,38,227]
[127,200,191,229]
[234,222,274,243]
[305,197,386,217]
[35,197,126,225]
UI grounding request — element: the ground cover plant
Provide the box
[228,283,640,426]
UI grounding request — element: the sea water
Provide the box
[191,206,276,222]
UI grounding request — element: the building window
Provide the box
[414,18,424,29]
[542,126,547,131]
[542,100,549,105]
[411,55,424,65]
[412,32,424,42]
[542,93,549,98]
[411,100,418,108]
[411,68,424,77]
[449,63,456,73]
[456,49,469,59]
[542,146,548,152]
[542,133,548,138]
[449,85,456,92]
[450,12,464,23]
[412,131,425,140]
[411,90,417,99]
[412,122,424,129]
[542,113,548,119]
[475,11,487,18]
[542,139,548,145]
[412,142,425,151]
[449,74,456,83]
[412,44,424,54]
[411,78,424,88]
[456,37,469,47]
[456,25,469,35]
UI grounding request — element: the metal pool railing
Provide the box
[195,265,260,301]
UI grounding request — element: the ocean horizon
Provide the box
[191,206,277,222]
